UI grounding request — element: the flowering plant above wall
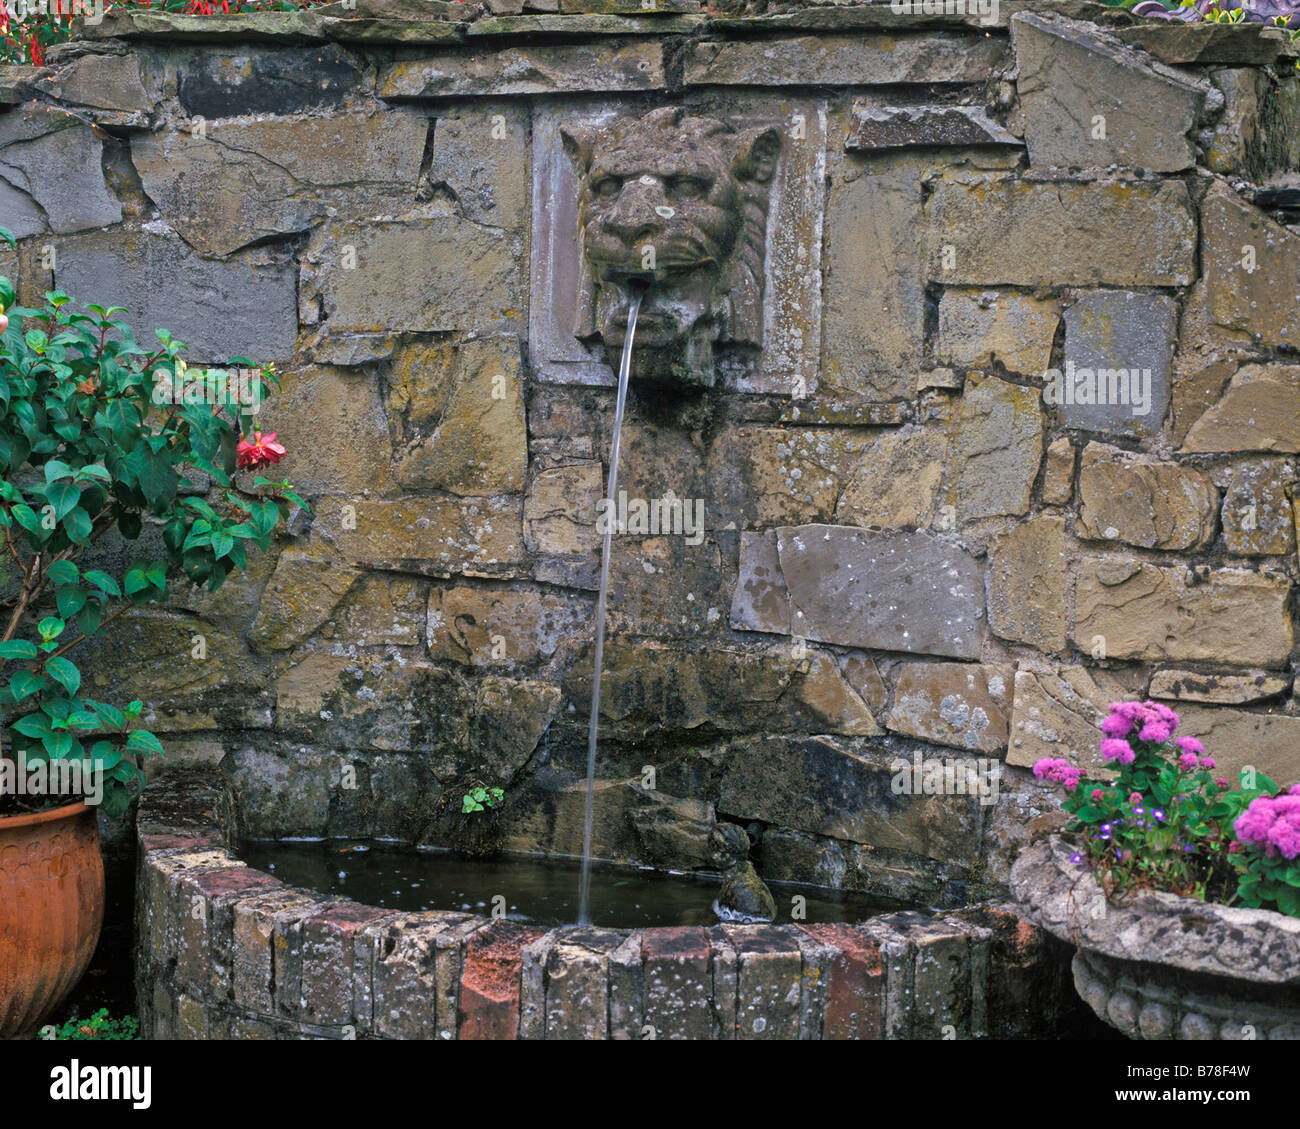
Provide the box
[1033,701,1300,918]
[0,0,335,66]
[0,227,303,816]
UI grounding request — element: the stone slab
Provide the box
[684,33,1005,87]
[380,41,666,97]
[924,173,1196,287]
[732,525,985,659]
[54,231,297,364]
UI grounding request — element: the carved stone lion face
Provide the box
[562,107,781,389]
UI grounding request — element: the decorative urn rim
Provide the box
[1010,835,1300,988]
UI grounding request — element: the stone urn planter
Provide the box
[1011,837,1300,1040]
[0,802,105,1039]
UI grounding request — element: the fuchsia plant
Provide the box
[1034,700,1300,918]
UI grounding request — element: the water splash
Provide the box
[578,290,642,926]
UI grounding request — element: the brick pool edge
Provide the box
[136,769,1075,1039]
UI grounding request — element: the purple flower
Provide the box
[1178,752,1200,771]
[1100,738,1136,766]
[1200,757,1217,770]
[1174,736,1205,756]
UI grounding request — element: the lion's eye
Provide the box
[668,176,709,199]
[593,177,622,199]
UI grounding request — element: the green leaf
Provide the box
[0,640,38,660]
[109,759,141,785]
[37,617,65,641]
[125,729,164,757]
[11,504,40,534]
[45,657,81,697]
[45,560,78,585]
[89,741,122,773]
[56,587,87,618]
[62,507,93,544]
[124,569,150,596]
[8,671,45,702]
[125,442,177,512]
[1277,885,1300,918]
[82,569,122,598]
[75,603,102,638]
[44,731,75,760]
[90,701,126,730]
[12,712,50,738]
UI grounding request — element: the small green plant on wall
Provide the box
[42,1010,141,1041]
[462,785,505,814]
[0,227,303,816]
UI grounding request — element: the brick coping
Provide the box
[133,768,1069,1039]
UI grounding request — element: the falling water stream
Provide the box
[578,289,642,926]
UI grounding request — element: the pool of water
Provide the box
[237,841,922,928]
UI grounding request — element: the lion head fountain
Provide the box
[561,106,782,391]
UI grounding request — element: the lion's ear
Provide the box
[560,126,593,172]
[733,126,782,183]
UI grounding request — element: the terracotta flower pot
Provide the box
[0,802,105,1039]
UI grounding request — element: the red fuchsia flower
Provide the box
[1128,792,1143,805]
[1228,841,1242,853]
[236,430,287,471]
[1216,779,1229,788]
[1100,738,1136,766]
[1091,789,1106,802]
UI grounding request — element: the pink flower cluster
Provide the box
[1098,700,1218,772]
[1102,699,1180,744]
[1032,757,1082,792]
[1233,788,1300,860]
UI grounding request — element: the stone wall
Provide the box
[4,0,1300,906]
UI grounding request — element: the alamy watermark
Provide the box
[1041,359,1152,418]
[596,489,706,546]
[891,751,1002,806]
[151,361,265,411]
[0,749,104,806]
[3,0,103,24]
[890,0,999,27]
